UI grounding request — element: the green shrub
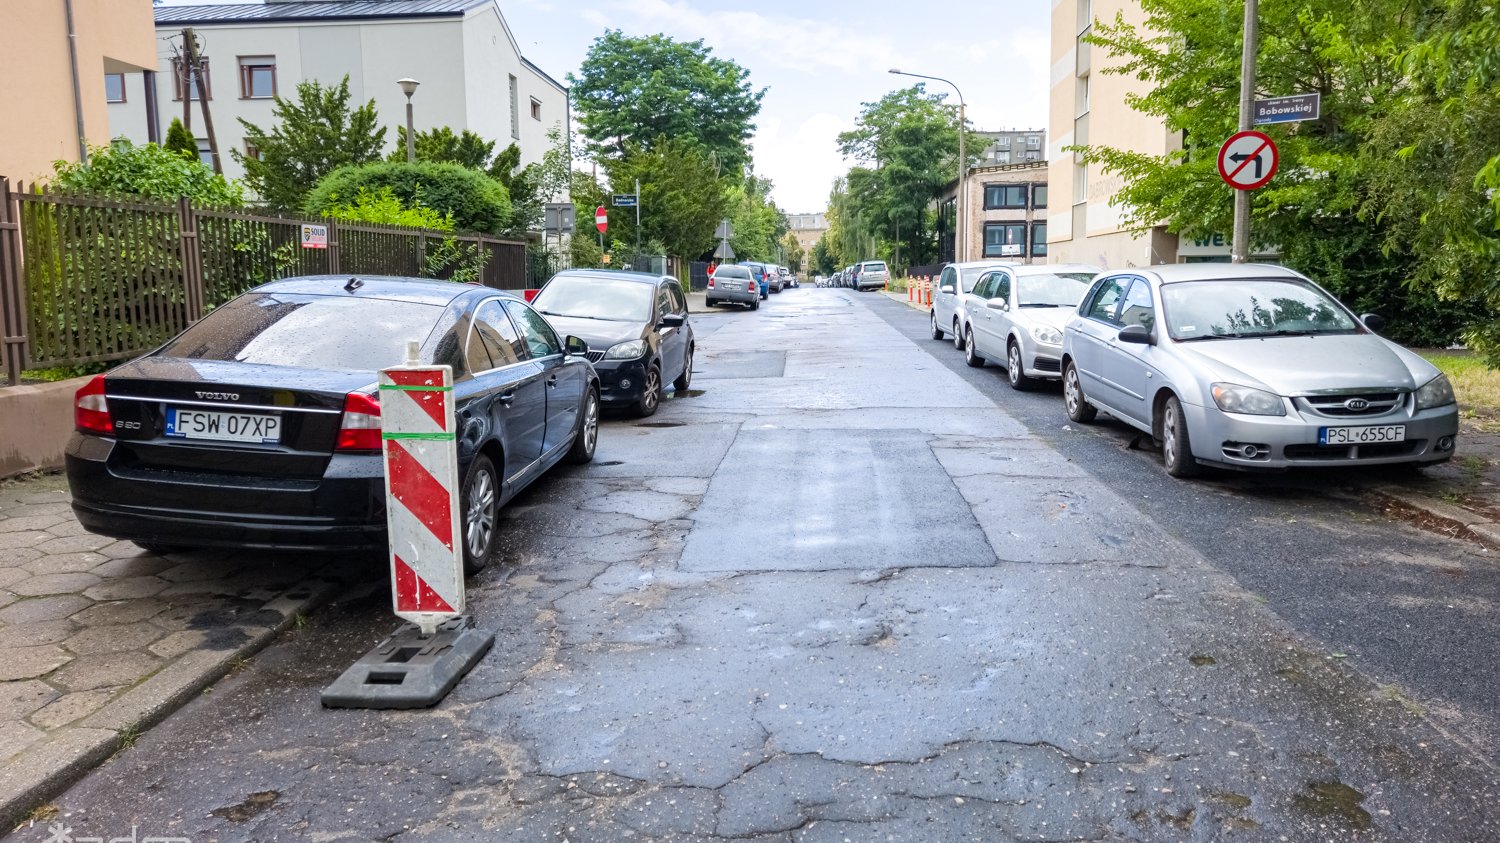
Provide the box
[304,161,511,234]
[51,138,243,207]
[163,119,197,159]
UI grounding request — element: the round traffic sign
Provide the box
[595,206,608,233]
[1217,130,1279,191]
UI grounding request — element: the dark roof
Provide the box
[521,56,568,93]
[155,1,491,26]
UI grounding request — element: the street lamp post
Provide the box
[890,69,966,262]
[397,78,420,163]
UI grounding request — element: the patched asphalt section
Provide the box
[681,428,992,572]
[694,350,787,380]
[12,288,1500,842]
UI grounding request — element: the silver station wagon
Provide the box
[1060,263,1460,477]
[961,263,1100,388]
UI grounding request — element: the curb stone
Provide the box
[1368,486,1500,552]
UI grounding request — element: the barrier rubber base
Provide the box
[321,615,494,709]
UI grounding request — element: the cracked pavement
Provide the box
[8,288,1498,842]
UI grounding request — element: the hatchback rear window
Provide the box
[862,262,888,272]
[158,293,443,371]
[715,267,751,279]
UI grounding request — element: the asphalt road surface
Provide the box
[9,287,1498,842]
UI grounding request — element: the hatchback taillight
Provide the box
[336,392,382,451]
[707,277,715,288]
[74,375,113,434]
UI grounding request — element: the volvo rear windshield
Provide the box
[158,293,443,371]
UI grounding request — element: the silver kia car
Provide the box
[961,263,1100,388]
[1060,263,1459,477]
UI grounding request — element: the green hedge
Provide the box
[304,161,511,234]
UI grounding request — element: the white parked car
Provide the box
[1060,263,1460,477]
[961,264,1101,388]
[930,261,1015,349]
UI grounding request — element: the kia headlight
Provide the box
[604,340,647,360]
[1031,324,1063,345]
[1211,383,1286,416]
[1415,374,1456,410]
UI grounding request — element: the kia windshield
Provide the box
[1163,278,1360,341]
[1016,272,1096,307]
[533,276,654,322]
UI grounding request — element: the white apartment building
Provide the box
[786,212,828,254]
[108,0,568,185]
[1047,0,1180,268]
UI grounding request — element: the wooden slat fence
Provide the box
[0,177,527,385]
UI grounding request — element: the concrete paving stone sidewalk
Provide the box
[0,473,363,829]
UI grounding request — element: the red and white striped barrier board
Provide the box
[380,358,464,634]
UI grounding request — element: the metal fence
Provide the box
[0,177,528,385]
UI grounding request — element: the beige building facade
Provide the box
[939,161,1049,266]
[786,212,828,254]
[0,0,158,183]
[1047,0,1180,269]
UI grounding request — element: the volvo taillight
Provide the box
[336,392,382,451]
[74,375,113,434]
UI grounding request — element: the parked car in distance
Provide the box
[739,261,771,298]
[962,264,1101,388]
[532,270,695,418]
[706,264,760,310]
[932,261,1014,348]
[766,264,785,294]
[1060,263,1459,477]
[66,275,600,572]
[854,260,889,291]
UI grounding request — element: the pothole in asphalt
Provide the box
[211,790,280,822]
[596,461,624,467]
[635,422,686,428]
[1188,654,1217,666]
[1291,781,1373,830]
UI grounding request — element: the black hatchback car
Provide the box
[66,276,600,573]
[530,270,694,417]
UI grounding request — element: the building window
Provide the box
[984,223,1027,258]
[238,56,276,99]
[104,73,126,103]
[195,139,214,167]
[172,58,211,101]
[1031,222,1048,257]
[244,142,261,161]
[1025,151,1040,161]
[995,136,1010,147]
[995,151,1011,164]
[984,184,1029,209]
[530,97,541,121]
[509,75,520,139]
[1033,184,1048,208]
[1027,135,1041,149]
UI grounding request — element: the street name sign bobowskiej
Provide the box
[1217,130,1279,191]
[1253,93,1320,125]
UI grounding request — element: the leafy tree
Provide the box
[810,236,837,275]
[780,231,806,273]
[52,138,242,206]
[1077,0,1484,347]
[567,169,610,268]
[725,175,785,262]
[1364,0,1500,359]
[602,138,727,260]
[570,30,764,175]
[235,75,385,211]
[164,118,197,159]
[321,185,455,230]
[388,126,495,169]
[304,161,512,234]
[836,86,961,269]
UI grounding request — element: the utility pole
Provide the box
[1231,0,1258,263]
[183,28,221,174]
[634,177,641,268]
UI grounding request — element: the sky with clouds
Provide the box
[504,0,1052,213]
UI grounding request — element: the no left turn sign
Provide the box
[1217,130,1279,191]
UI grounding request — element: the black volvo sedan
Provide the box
[66,276,600,573]
[529,270,694,417]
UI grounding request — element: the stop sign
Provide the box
[595,206,607,233]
